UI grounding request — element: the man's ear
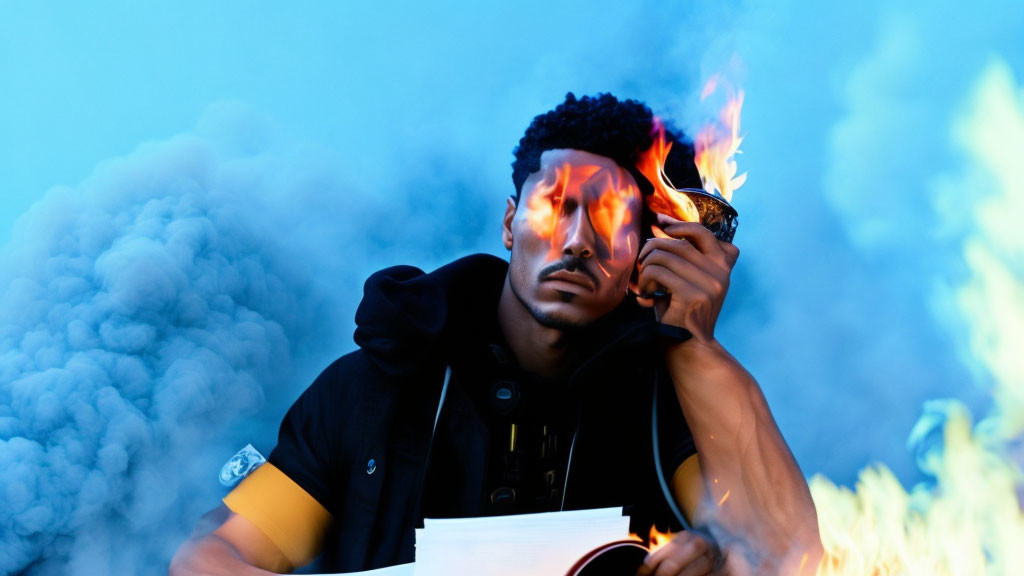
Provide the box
[502,195,517,250]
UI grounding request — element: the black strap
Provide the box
[655,323,693,343]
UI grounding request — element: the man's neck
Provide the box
[497,275,578,379]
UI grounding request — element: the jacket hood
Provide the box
[353,254,509,376]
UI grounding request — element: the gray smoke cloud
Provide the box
[0,104,491,574]
[0,119,305,574]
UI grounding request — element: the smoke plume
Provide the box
[0,104,491,574]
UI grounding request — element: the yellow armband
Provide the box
[671,454,705,525]
[223,462,332,568]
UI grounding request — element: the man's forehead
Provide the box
[533,149,641,199]
[538,148,625,173]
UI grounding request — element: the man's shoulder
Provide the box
[353,254,508,376]
[301,347,448,414]
[306,347,432,391]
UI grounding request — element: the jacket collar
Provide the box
[441,255,661,390]
[354,252,660,383]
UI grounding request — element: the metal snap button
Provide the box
[490,486,516,505]
[489,380,520,415]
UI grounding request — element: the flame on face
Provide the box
[587,180,636,258]
[526,163,573,259]
[524,161,639,264]
[637,118,701,223]
[695,79,747,202]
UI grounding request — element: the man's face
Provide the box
[503,149,643,329]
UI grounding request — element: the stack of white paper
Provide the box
[310,564,414,576]
[312,508,631,575]
[413,507,630,576]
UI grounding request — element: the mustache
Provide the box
[538,257,600,287]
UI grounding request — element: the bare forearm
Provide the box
[665,339,821,571]
[170,534,282,576]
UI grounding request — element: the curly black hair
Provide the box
[511,92,701,199]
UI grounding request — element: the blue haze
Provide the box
[1,1,1023,573]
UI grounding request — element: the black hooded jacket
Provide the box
[268,254,696,572]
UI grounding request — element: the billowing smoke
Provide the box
[0,120,311,574]
[0,105,490,574]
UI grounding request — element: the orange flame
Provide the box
[717,489,731,508]
[525,162,638,262]
[587,181,635,258]
[636,119,701,223]
[526,163,572,251]
[628,525,675,555]
[695,85,746,202]
[650,225,672,240]
[646,525,674,554]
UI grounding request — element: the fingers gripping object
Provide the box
[641,187,738,310]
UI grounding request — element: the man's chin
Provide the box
[510,276,603,330]
[526,301,597,331]
[531,313,588,332]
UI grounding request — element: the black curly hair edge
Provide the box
[510,92,702,201]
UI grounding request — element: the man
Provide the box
[171,93,822,575]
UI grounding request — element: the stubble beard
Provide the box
[508,272,589,332]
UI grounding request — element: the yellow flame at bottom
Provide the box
[809,59,1024,576]
[812,403,1023,575]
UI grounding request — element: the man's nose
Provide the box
[560,208,595,259]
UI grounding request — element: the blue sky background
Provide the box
[2,1,1023,572]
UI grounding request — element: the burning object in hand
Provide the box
[670,186,738,244]
[637,83,745,244]
[631,83,744,301]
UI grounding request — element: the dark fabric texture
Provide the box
[268,254,697,572]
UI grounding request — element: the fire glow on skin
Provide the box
[524,159,640,274]
[504,148,645,341]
